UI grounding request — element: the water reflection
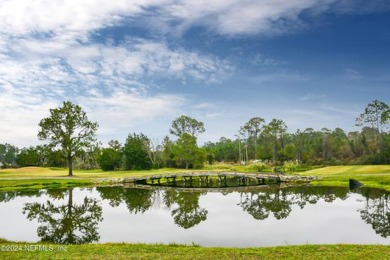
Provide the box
[164,190,208,229]
[0,185,389,245]
[22,188,103,244]
[97,187,153,214]
[358,188,390,238]
[97,187,207,229]
[238,187,349,220]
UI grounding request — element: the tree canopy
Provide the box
[170,115,205,137]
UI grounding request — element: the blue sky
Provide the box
[0,0,389,147]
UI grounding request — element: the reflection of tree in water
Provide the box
[290,186,349,209]
[357,188,390,238]
[0,190,44,203]
[164,190,208,229]
[22,188,103,244]
[239,186,349,220]
[97,187,155,214]
[239,189,292,220]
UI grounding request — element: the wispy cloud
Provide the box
[300,93,327,101]
[2,0,385,39]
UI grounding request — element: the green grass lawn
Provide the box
[0,239,389,260]
[0,167,204,191]
[300,165,390,191]
[2,165,390,191]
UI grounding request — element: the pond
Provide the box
[0,185,389,247]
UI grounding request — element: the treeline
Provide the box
[1,100,389,171]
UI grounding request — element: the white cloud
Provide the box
[0,0,146,36]
[1,0,383,40]
[156,0,340,36]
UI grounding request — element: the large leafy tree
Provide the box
[37,101,98,176]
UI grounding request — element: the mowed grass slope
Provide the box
[0,167,194,178]
[0,167,197,191]
[304,165,390,175]
[302,165,390,191]
[1,165,390,191]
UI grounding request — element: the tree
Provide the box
[161,136,176,167]
[174,133,205,169]
[16,146,43,167]
[98,148,122,171]
[356,100,390,154]
[123,133,151,170]
[98,140,122,171]
[169,115,205,137]
[0,143,18,167]
[37,101,98,176]
[241,117,265,160]
[263,119,287,167]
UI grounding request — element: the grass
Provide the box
[1,165,390,191]
[0,239,389,259]
[0,167,213,191]
[300,165,390,191]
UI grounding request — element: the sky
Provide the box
[0,0,390,148]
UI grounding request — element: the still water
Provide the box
[0,185,389,247]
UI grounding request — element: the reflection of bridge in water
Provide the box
[134,173,282,189]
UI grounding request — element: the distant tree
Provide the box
[263,119,287,166]
[143,138,162,169]
[98,148,122,171]
[0,143,18,167]
[331,128,353,160]
[241,117,265,160]
[98,140,122,171]
[16,147,42,167]
[37,101,98,176]
[238,128,249,164]
[170,115,205,137]
[321,128,332,161]
[356,100,390,153]
[46,149,67,168]
[123,133,151,170]
[161,136,176,167]
[174,133,205,169]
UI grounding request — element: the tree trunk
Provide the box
[67,154,73,176]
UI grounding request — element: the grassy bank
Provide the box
[301,165,390,191]
[0,239,389,259]
[1,165,390,191]
[0,167,192,191]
